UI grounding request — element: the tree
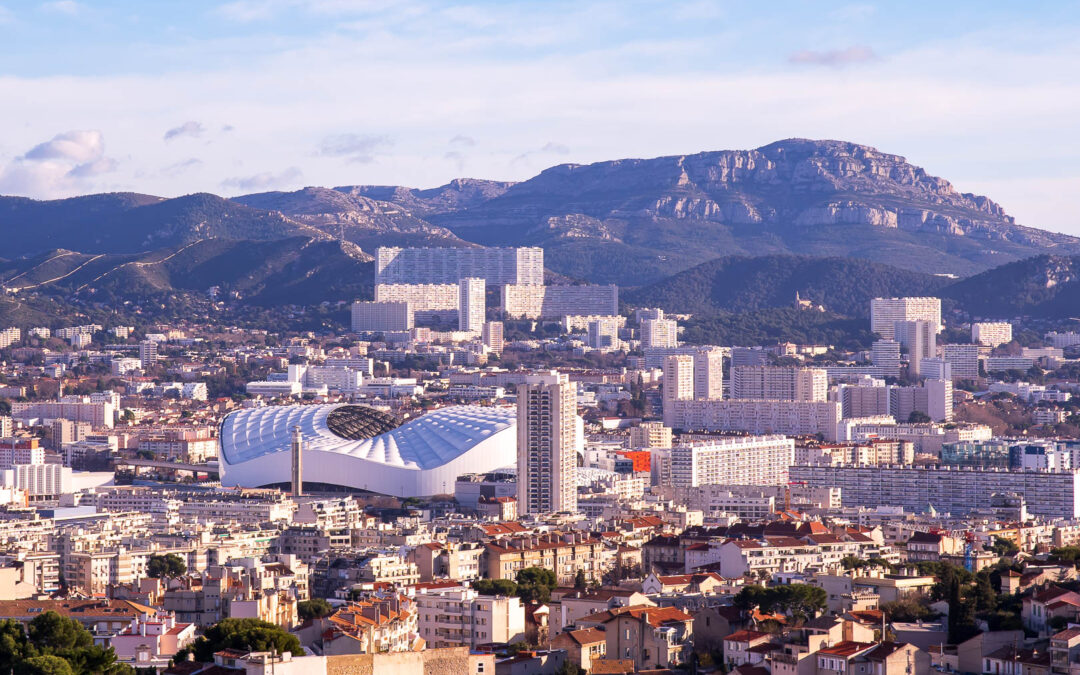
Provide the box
[574,569,587,590]
[21,655,74,675]
[990,537,1019,557]
[177,618,302,663]
[472,579,518,597]
[516,567,558,604]
[907,411,932,424]
[297,599,333,622]
[0,618,29,673]
[733,584,826,623]
[146,554,187,579]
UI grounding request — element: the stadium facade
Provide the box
[219,404,517,497]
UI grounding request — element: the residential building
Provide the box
[731,366,827,402]
[893,320,936,377]
[943,344,980,381]
[870,297,942,339]
[482,321,505,354]
[484,532,607,585]
[375,246,543,285]
[600,605,694,671]
[790,464,1080,518]
[458,277,486,332]
[666,398,843,441]
[671,435,794,487]
[415,584,525,648]
[889,379,953,422]
[501,284,619,319]
[640,319,678,349]
[517,374,578,515]
[629,422,672,450]
[374,284,460,323]
[973,322,1013,347]
[351,301,414,332]
[870,340,901,379]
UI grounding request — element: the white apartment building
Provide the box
[662,355,695,427]
[564,314,626,332]
[1,463,72,501]
[889,379,953,422]
[415,585,525,648]
[110,357,142,376]
[375,284,460,322]
[870,297,942,339]
[351,301,414,332]
[501,284,618,319]
[482,321,504,354]
[375,246,543,285]
[139,340,159,367]
[839,382,890,418]
[629,421,672,449]
[458,278,486,332]
[692,348,726,400]
[640,319,678,349]
[587,317,622,352]
[671,435,795,487]
[894,320,936,377]
[517,374,579,515]
[10,398,115,429]
[0,328,21,349]
[666,399,843,441]
[731,366,827,402]
[943,344,980,381]
[973,322,1013,347]
[789,464,1080,518]
[0,417,12,439]
[1046,332,1080,349]
[870,340,901,379]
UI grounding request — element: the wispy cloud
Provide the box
[164,121,206,141]
[221,166,303,191]
[449,134,476,147]
[317,133,391,163]
[40,0,84,15]
[162,158,203,177]
[789,45,878,67]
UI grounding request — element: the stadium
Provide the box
[219,403,517,497]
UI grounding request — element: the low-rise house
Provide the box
[1023,587,1080,635]
[723,629,770,669]
[551,627,607,672]
[322,595,421,655]
[599,605,694,671]
[414,584,524,648]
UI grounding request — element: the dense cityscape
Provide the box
[0,243,1078,674]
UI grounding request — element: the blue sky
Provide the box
[1,1,1078,235]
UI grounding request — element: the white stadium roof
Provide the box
[219,403,517,497]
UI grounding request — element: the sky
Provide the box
[0,1,1078,235]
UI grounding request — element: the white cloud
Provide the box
[40,0,83,15]
[317,133,391,163]
[1,10,1079,236]
[0,129,117,197]
[24,129,104,163]
[221,166,303,192]
[789,45,878,67]
[449,135,476,147]
[164,121,206,141]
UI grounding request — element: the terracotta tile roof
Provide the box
[816,640,877,658]
[724,629,769,643]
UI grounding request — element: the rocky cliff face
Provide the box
[474,139,1045,242]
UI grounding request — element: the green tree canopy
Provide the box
[297,599,333,622]
[472,579,518,597]
[146,554,187,579]
[177,618,302,663]
[515,567,558,604]
[21,655,74,675]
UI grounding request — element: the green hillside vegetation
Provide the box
[625,255,952,317]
